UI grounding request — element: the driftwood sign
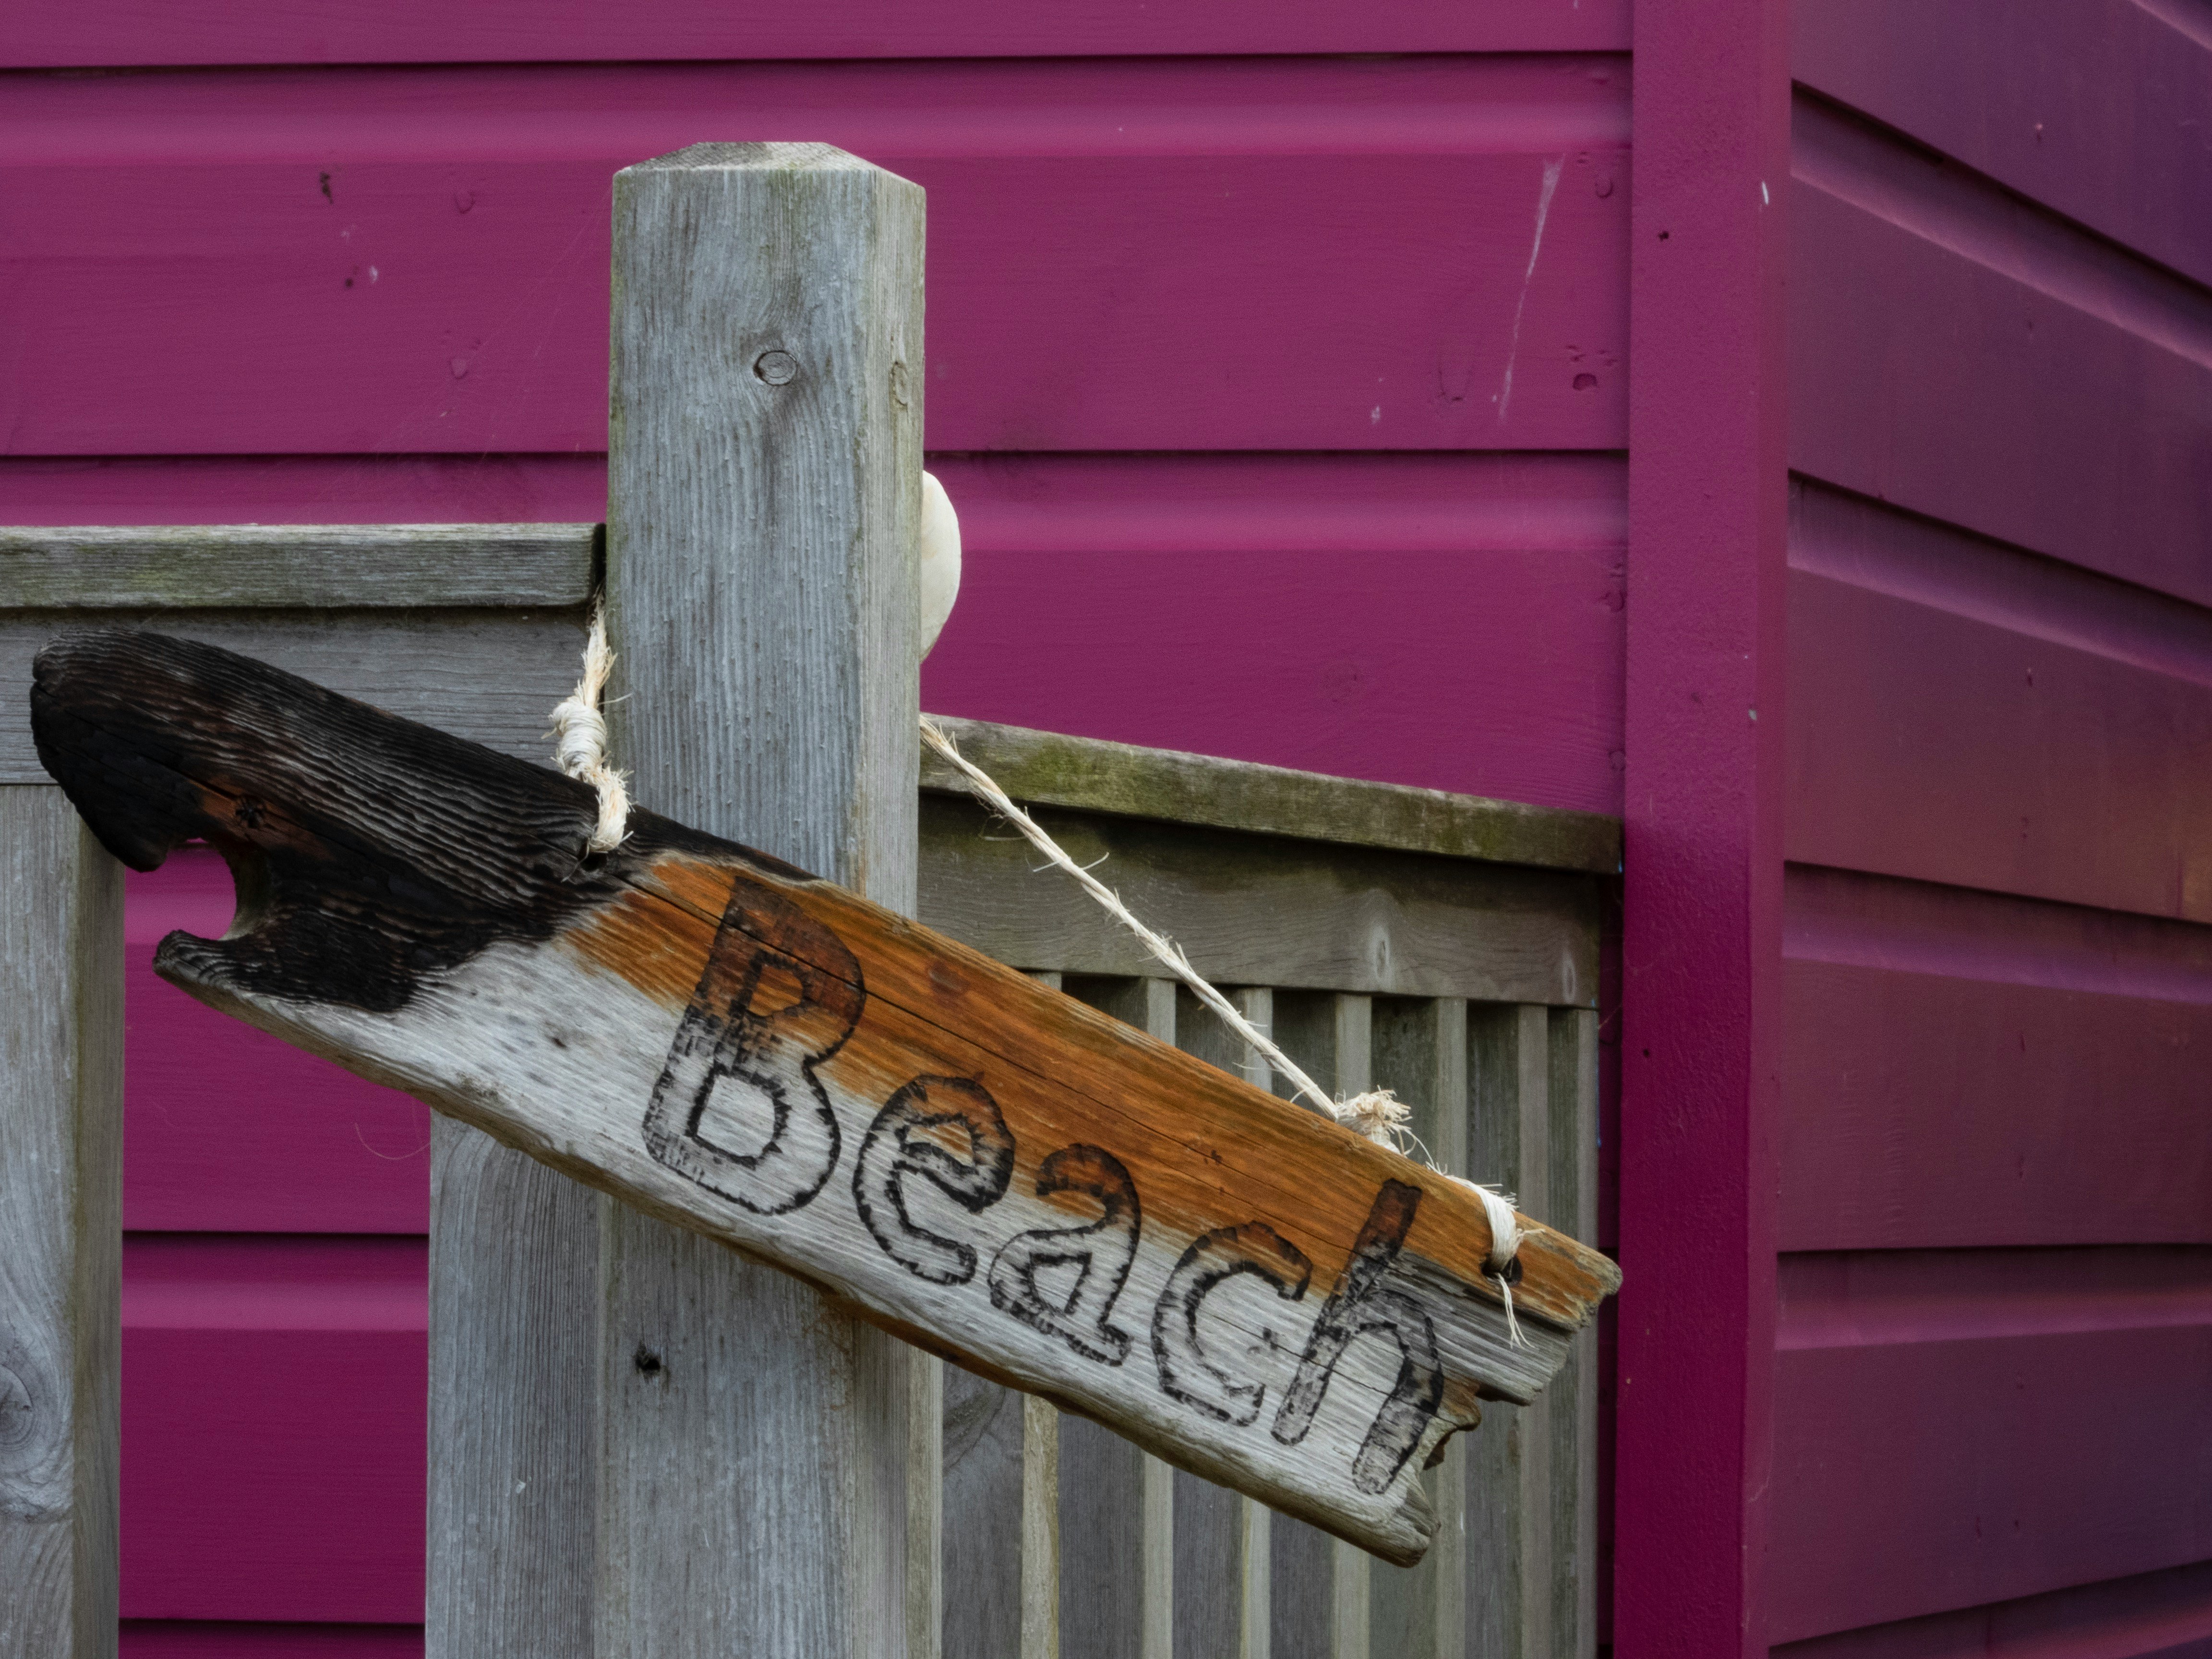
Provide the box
[31,630,1619,1566]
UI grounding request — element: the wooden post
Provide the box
[426,1122,597,1656]
[601,142,929,1658]
[0,790,122,1659]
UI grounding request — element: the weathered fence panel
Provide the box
[916,726,1613,1659]
[0,790,123,1659]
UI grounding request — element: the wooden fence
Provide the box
[0,142,1615,1659]
[915,720,1612,1659]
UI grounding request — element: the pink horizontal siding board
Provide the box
[122,1237,427,1624]
[7,0,1630,68]
[1782,863,2212,1251]
[1793,0,2212,290]
[1769,1251,2212,1643]
[123,1626,421,1658]
[1787,171,2212,606]
[1787,569,2212,923]
[1780,959,2212,1251]
[0,60,1629,457]
[924,454,1627,813]
[1770,1558,2212,1659]
[1782,12,2212,1647]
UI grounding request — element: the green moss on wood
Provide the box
[919,717,1621,875]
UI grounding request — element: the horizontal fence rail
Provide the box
[0,524,598,783]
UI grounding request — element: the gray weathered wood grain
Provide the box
[1465,1004,1551,1659]
[946,1360,1030,1659]
[0,610,584,783]
[942,970,1064,1659]
[1328,998,1376,1659]
[1232,986,1278,1659]
[1368,996,1470,1659]
[426,1119,597,1659]
[1167,987,1262,1659]
[917,795,1599,1008]
[1057,982,1168,1659]
[1514,1007,1555,1659]
[1426,1001,1471,1659]
[1022,1388,1062,1659]
[940,1332,1066,1659]
[0,524,595,611]
[1054,978,1177,1659]
[1135,980,1178,1659]
[1020,974,1066,1659]
[1266,992,1346,1659]
[1547,1010,1601,1659]
[1251,994,1371,1659]
[0,789,121,1659]
[597,141,928,1659]
[921,717,1619,877]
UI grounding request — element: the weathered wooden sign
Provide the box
[31,629,1619,1566]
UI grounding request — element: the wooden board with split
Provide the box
[29,629,1619,1566]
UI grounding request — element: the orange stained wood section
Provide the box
[562,849,1620,1334]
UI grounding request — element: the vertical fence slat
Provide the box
[1513,1006,1556,1659]
[1428,999,1471,1659]
[1058,977,1166,1659]
[1023,1389,1063,1659]
[1329,994,1375,1659]
[1264,991,1342,1659]
[0,791,120,1659]
[1136,980,1180,1659]
[1466,1003,1550,1659]
[1166,987,1257,1659]
[1548,1009,1602,1659]
[601,141,928,1659]
[1024,973,1067,1659]
[945,1364,1028,1657]
[945,971,1066,1659]
[1233,986,1277,1659]
[1368,996,1471,1659]
[427,1123,596,1657]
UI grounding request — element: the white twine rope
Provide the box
[549,601,631,855]
[918,716,1528,1342]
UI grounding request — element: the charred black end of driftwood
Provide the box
[29,629,760,1013]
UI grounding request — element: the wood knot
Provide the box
[0,1364,36,1448]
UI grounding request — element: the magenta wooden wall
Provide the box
[1,8,1631,1653]
[9,3,2208,1655]
[1765,0,2212,1655]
